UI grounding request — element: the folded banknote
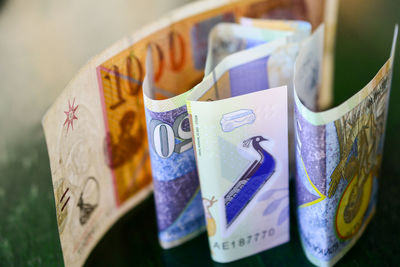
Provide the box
[142,47,206,248]
[187,37,292,263]
[41,0,339,266]
[293,25,398,267]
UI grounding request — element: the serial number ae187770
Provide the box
[212,228,276,250]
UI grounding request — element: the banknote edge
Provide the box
[294,45,395,126]
[187,39,288,103]
[299,206,376,267]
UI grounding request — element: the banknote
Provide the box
[205,20,312,173]
[42,0,331,266]
[142,48,206,248]
[204,23,294,75]
[293,26,397,266]
[187,37,292,263]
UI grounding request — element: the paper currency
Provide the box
[204,23,293,75]
[42,0,332,266]
[187,37,293,262]
[142,49,206,248]
[294,24,324,111]
[294,26,398,266]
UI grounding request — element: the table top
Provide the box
[1,0,399,266]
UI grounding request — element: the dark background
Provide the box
[0,0,399,266]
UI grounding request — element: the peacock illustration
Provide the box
[224,136,276,227]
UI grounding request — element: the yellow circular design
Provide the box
[335,173,373,240]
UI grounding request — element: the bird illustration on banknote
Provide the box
[224,136,276,228]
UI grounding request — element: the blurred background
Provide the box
[0,0,399,266]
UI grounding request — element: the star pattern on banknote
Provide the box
[64,98,78,132]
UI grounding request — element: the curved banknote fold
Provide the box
[205,19,312,76]
[142,48,206,248]
[204,23,296,75]
[41,0,333,266]
[187,38,291,262]
[293,25,398,266]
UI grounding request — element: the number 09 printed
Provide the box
[149,112,193,158]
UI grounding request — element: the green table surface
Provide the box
[1,0,400,266]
